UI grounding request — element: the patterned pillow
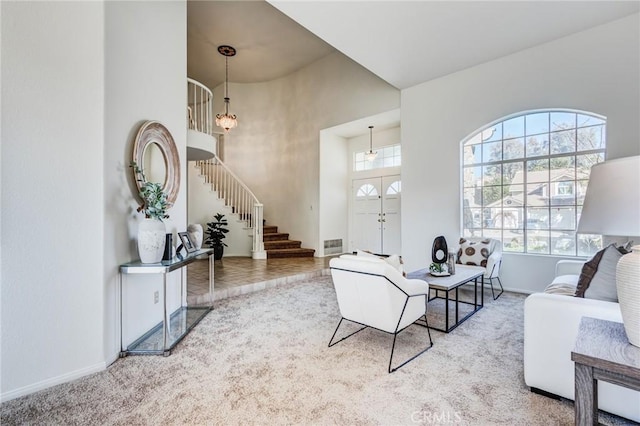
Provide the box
[457,238,491,267]
[575,244,627,302]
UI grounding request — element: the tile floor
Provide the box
[186,256,335,305]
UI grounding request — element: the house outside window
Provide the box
[354,144,401,171]
[461,110,606,257]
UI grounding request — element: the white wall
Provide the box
[319,132,348,257]
[1,1,105,400]
[401,14,640,293]
[104,1,186,355]
[212,52,400,254]
[187,162,252,257]
[0,0,187,401]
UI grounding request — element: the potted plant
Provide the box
[131,162,169,263]
[205,213,229,260]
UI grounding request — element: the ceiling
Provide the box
[187,1,335,90]
[188,1,639,91]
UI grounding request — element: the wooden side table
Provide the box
[571,317,640,425]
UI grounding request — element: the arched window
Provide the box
[386,181,401,195]
[461,109,606,257]
[356,184,378,197]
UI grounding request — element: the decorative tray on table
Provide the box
[428,262,451,277]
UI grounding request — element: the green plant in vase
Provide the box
[130,161,169,263]
[205,213,229,260]
[130,161,169,220]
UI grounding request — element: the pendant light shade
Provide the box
[215,45,238,133]
[366,125,377,162]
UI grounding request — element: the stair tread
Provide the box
[266,248,315,259]
[264,240,302,249]
[267,248,315,252]
[263,232,289,241]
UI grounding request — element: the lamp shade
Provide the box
[577,155,640,237]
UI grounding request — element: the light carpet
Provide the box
[0,276,634,425]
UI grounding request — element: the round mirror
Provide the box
[142,142,168,187]
[132,121,180,205]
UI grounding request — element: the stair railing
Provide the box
[187,77,213,136]
[196,155,266,259]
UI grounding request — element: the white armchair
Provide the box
[457,237,504,299]
[329,254,433,373]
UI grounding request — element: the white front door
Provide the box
[351,175,401,254]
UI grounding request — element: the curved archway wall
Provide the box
[207,52,400,254]
[401,13,640,293]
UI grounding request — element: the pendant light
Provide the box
[366,125,377,162]
[215,45,238,132]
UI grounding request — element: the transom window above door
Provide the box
[461,109,606,257]
[354,144,401,171]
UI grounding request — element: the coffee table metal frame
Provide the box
[408,265,485,333]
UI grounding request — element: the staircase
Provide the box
[263,225,315,258]
[190,78,313,260]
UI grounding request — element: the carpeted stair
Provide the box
[263,225,315,258]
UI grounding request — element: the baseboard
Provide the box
[1,361,107,403]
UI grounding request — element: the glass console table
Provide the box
[119,248,213,356]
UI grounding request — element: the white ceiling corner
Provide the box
[268,1,640,89]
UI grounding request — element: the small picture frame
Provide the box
[178,232,197,254]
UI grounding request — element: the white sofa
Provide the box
[524,260,640,422]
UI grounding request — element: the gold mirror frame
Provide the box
[132,121,180,205]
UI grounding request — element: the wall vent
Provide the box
[324,239,343,255]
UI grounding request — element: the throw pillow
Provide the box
[457,238,491,268]
[384,254,405,276]
[544,282,579,296]
[356,250,405,276]
[575,244,625,302]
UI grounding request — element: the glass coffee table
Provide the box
[407,265,485,333]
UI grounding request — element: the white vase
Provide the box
[137,218,166,263]
[616,244,640,347]
[187,223,203,250]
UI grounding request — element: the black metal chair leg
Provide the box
[388,314,434,373]
[495,277,504,299]
[328,318,368,347]
[490,277,504,300]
